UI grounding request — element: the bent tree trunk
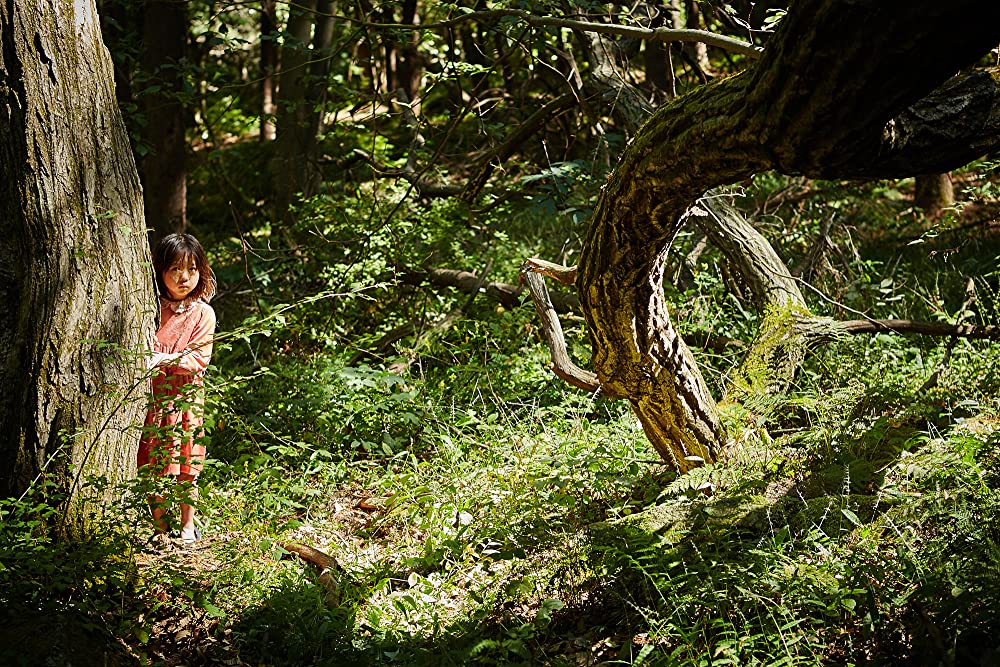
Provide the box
[573,28,815,401]
[0,0,155,524]
[576,0,1000,469]
[689,197,816,400]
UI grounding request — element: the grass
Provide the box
[18,325,986,666]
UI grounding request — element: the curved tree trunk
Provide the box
[573,16,817,402]
[0,0,156,524]
[576,0,1000,469]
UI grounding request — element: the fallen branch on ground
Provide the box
[282,543,343,605]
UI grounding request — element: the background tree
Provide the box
[140,0,189,242]
[272,0,338,218]
[0,0,155,522]
[260,0,279,142]
[914,172,955,216]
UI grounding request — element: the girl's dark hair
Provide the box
[152,233,217,302]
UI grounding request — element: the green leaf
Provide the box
[202,602,226,618]
[840,508,861,526]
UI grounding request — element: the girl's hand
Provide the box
[147,352,168,369]
[147,352,181,369]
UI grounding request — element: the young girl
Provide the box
[139,233,217,545]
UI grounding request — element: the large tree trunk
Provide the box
[139,0,188,243]
[576,0,1000,469]
[0,0,156,524]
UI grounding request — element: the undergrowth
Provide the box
[3,157,1000,666]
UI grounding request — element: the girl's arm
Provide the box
[152,305,217,375]
[154,342,212,374]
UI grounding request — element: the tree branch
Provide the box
[282,542,343,605]
[832,318,999,341]
[812,67,1000,179]
[403,265,581,312]
[520,261,600,392]
[346,9,763,58]
[388,260,497,375]
[348,148,464,197]
[521,257,578,286]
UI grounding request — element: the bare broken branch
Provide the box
[349,149,463,197]
[521,257,578,286]
[283,542,343,605]
[463,93,577,201]
[520,260,599,392]
[399,266,581,312]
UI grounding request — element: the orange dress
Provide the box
[138,297,216,477]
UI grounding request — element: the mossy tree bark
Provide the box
[576,0,1000,469]
[0,0,155,524]
[687,197,815,400]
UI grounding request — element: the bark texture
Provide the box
[689,197,811,399]
[914,173,955,216]
[0,0,155,518]
[576,0,1000,469]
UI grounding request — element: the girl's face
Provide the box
[163,255,200,301]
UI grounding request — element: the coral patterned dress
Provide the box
[138,296,216,477]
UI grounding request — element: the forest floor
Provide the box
[4,159,1000,666]
[117,174,1000,664]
